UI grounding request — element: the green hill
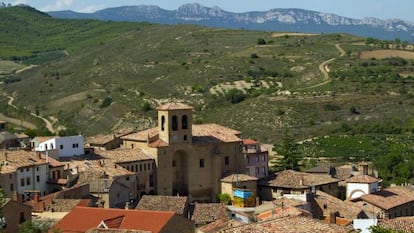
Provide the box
[1,6,413,143]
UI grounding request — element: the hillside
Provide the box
[47,3,414,42]
[1,6,414,143]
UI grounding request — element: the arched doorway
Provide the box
[172,150,189,196]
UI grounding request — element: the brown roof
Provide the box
[192,124,241,144]
[361,186,414,210]
[95,149,153,163]
[242,139,257,145]
[66,158,134,178]
[221,174,258,183]
[135,195,188,215]
[121,128,158,142]
[220,215,350,233]
[156,102,193,110]
[312,191,362,219]
[346,175,379,184]
[378,217,414,232]
[148,139,169,148]
[52,207,177,233]
[0,150,48,173]
[191,203,228,225]
[86,134,117,145]
[262,170,340,189]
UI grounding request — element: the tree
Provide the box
[257,38,266,45]
[273,130,301,171]
[217,193,231,205]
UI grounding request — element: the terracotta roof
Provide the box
[378,217,414,232]
[242,139,257,145]
[156,102,193,110]
[261,170,340,189]
[95,149,153,163]
[0,150,48,173]
[191,203,229,225]
[87,134,118,145]
[66,158,134,179]
[312,191,362,219]
[197,219,243,233]
[192,124,241,144]
[121,128,158,142]
[135,195,188,215]
[220,215,350,233]
[86,229,150,233]
[39,154,65,167]
[148,139,169,148]
[221,174,258,183]
[346,175,379,184]
[52,207,176,233]
[361,186,414,210]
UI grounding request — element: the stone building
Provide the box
[121,103,246,202]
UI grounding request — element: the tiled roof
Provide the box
[305,164,331,174]
[121,128,158,142]
[261,170,340,188]
[242,139,257,145]
[95,149,153,163]
[361,186,414,210]
[220,215,350,233]
[135,195,188,215]
[191,203,228,225]
[192,124,241,144]
[221,174,258,183]
[86,134,118,145]
[86,229,150,233]
[66,158,134,179]
[197,219,243,233]
[345,175,379,184]
[156,102,193,110]
[378,217,414,232]
[52,207,176,233]
[312,191,362,219]
[148,139,169,148]
[0,150,48,173]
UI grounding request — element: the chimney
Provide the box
[359,162,368,176]
[329,211,337,224]
[12,191,19,202]
[125,202,130,210]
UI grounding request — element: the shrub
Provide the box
[100,97,112,108]
[225,88,246,104]
[217,193,231,205]
[257,38,266,45]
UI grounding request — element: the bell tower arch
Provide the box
[157,103,193,144]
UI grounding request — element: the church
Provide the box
[121,102,247,202]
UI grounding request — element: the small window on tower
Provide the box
[182,115,188,129]
[172,115,178,131]
[199,159,205,168]
[161,115,165,131]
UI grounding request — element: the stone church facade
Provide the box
[121,103,246,202]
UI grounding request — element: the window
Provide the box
[60,145,64,150]
[20,212,26,224]
[255,167,259,175]
[9,174,12,179]
[26,168,29,172]
[126,177,130,181]
[140,164,142,172]
[247,157,250,164]
[72,143,79,148]
[20,178,25,186]
[183,135,187,141]
[26,178,31,186]
[36,167,39,172]
[172,115,178,131]
[149,174,154,187]
[10,183,14,192]
[199,159,205,168]
[224,156,229,165]
[182,115,188,129]
[57,170,61,179]
[135,165,138,172]
[161,115,165,131]
[172,160,176,167]
[36,175,40,182]
[262,167,266,174]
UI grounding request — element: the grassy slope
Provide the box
[1,6,414,144]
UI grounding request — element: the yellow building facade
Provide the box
[122,103,247,202]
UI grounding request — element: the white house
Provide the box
[346,175,380,200]
[36,135,84,158]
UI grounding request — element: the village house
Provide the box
[359,186,414,219]
[258,170,340,202]
[35,135,84,158]
[220,174,258,208]
[345,175,380,200]
[242,139,269,178]
[52,206,195,233]
[86,132,130,150]
[95,148,156,198]
[121,102,246,202]
[0,150,49,200]
[66,158,137,208]
[0,198,32,233]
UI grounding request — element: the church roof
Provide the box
[156,102,193,110]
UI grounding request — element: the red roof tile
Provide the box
[345,175,379,184]
[361,186,414,210]
[52,207,176,233]
[242,139,257,145]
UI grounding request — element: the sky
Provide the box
[5,0,414,22]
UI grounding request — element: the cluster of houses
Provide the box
[0,103,413,233]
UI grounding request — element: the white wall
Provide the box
[16,163,49,198]
[346,183,369,200]
[36,136,84,158]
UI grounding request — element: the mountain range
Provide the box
[46,3,414,42]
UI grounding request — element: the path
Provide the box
[299,43,345,90]
[30,113,56,134]
[15,64,37,74]
[0,113,37,129]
